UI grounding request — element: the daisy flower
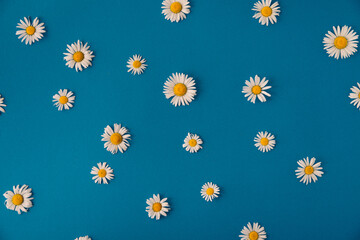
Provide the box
[242,75,271,103]
[3,185,33,214]
[254,131,275,152]
[239,222,267,240]
[323,25,358,59]
[127,54,147,75]
[64,40,94,72]
[91,162,114,184]
[182,133,203,153]
[163,73,196,107]
[101,123,131,154]
[75,236,91,240]
[295,157,323,185]
[252,0,280,26]
[146,194,170,220]
[162,0,190,23]
[52,89,75,111]
[349,82,360,109]
[201,182,220,202]
[16,17,45,45]
[0,94,6,114]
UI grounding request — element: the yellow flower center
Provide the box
[73,51,84,62]
[304,166,314,175]
[59,96,68,104]
[261,6,272,17]
[152,202,162,212]
[206,188,214,195]
[110,133,123,145]
[334,36,348,49]
[358,93,360,99]
[189,139,197,147]
[260,137,269,146]
[252,85,262,95]
[98,169,107,178]
[173,83,187,96]
[132,60,142,68]
[249,231,259,240]
[26,26,36,35]
[12,194,24,206]
[170,2,182,13]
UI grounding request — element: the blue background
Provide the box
[1,0,360,239]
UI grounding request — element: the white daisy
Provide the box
[3,185,33,214]
[52,89,75,111]
[75,236,91,240]
[163,73,196,107]
[101,123,131,154]
[252,0,280,26]
[201,182,220,202]
[239,222,267,240]
[323,25,358,59]
[127,54,147,75]
[91,162,114,184]
[64,40,95,72]
[16,17,45,45]
[0,94,6,114]
[242,75,271,103]
[146,194,170,220]
[254,131,275,152]
[162,0,190,23]
[182,133,203,153]
[295,157,324,185]
[349,82,360,109]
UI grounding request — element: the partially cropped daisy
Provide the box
[101,123,131,154]
[242,75,271,103]
[16,17,45,45]
[3,185,33,214]
[239,222,267,240]
[201,182,220,202]
[296,157,323,185]
[127,54,147,75]
[182,133,202,153]
[349,82,360,109]
[0,94,6,114]
[252,0,280,26]
[75,236,91,240]
[146,194,170,220]
[323,26,358,59]
[91,162,114,184]
[162,0,190,22]
[52,89,75,111]
[64,40,94,72]
[163,73,196,106]
[254,131,275,152]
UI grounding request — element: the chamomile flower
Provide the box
[3,185,33,214]
[163,73,196,107]
[162,0,190,22]
[323,25,358,59]
[146,194,170,220]
[239,222,267,240]
[52,89,75,111]
[16,17,45,45]
[75,236,91,240]
[183,133,202,153]
[252,0,280,26]
[242,75,271,103]
[127,54,147,75]
[254,131,275,152]
[64,40,94,72]
[101,123,131,154]
[295,157,323,185]
[91,162,114,184]
[349,82,360,109]
[0,94,6,114]
[201,182,220,202]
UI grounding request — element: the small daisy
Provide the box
[201,182,220,202]
[146,194,170,220]
[242,75,271,103]
[101,123,131,154]
[323,25,358,59]
[3,185,33,214]
[254,131,275,152]
[75,236,91,240]
[162,0,190,23]
[349,82,360,109]
[163,73,196,107]
[295,157,323,185]
[91,162,114,184]
[52,89,75,111]
[64,40,95,72]
[252,0,280,26]
[0,94,6,114]
[239,222,267,240]
[16,17,45,45]
[182,133,203,153]
[127,54,147,75]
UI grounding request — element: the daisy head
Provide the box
[242,75,271,103]
[146,194,170,220]
[163,73,196,107]
[101,123,131,154]
[323,26,358,59]
[127,54,147,75]
[91,162,114,184]
[201,182,220,202]
[0,94,6,115]
[3,184,33,214]
[162,0,190,22]
[183,133,203,153]
[64,40,95,72]
[75,236,91,240]
[52,89,75,111]
[349,82,360,109]
[295,157,323,185]
[252,0,280,26]
[254,131,275,152]
[239,222,267,240]
[16,17,45,45]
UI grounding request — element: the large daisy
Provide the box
[64,40,95,72]
[163,73,196,107]
[183,133,203,153]
[52,89,75,111]
[254,131,275,152]
[242,75,271,103]
[75,236,91,240]
[91,162,114,184]
[252,0,280,26]
[201,182,220,202]
[127,54,147,75]
[162,0,190,22]
[101,123,131,154]
[295,157,323,185]
[349,82,360,109]
[0,94,6,115]
[323,25,358,59]
[146,194,170,220]
[239,222,267,240]
[3,185,33,214]
[16,17,45,45]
